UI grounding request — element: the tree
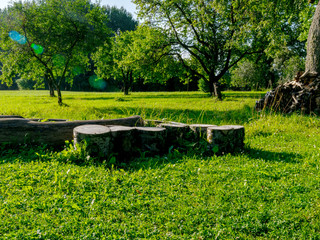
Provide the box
[93,25,175,95]
[133,0,275,99]
[304,0,320,76]
[104,6,138,33]
[0,0,110,105]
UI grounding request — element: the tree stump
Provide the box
[158,123,189,148]
[109,126,136,160]
[135,127,166,155]
[73,125,111,157]
[189,124,218,140]
[207,125,245,155]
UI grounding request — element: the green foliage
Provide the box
[231,60,263,90]
[16,78,36,90]
[273,54,305,84]
[104,5,138,33]
[0,0,110,104]
[1,91,320,238]
[94,25,178,95]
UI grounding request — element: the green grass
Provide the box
[1,90,320,239]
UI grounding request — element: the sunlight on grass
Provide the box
[1,90,320,238]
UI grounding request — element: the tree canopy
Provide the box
[0,0,110,104]
[93,25,178,95]
[133,0,315,97]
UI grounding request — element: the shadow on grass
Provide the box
[63,97,114,101]
[224,92,266,99]
[245,147,302,163]
[87,104,256,125]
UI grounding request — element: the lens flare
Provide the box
[72,66,84,75]
[31,43,44,54]
[89,75,106,90]
[52,54,65,68]
[9,31,27,44]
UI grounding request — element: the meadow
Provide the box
[1,90,320,239]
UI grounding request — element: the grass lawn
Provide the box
[1,90,320,239]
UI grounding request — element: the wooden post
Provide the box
[73,125,111,157]
[135,127,167,155]
[207,125,245,155]
[189,124,218,139]
[158,123,189,148]
[109,126,136,160]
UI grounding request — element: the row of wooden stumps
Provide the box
[73,122,245,160]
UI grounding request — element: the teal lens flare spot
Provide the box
[31,43,44,54]
[89,75,107,90]
[9,31,27,44]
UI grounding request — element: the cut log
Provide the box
[135,127,166,155]
[189,124,218,139]
[207,125,245,155]
[109,126,136,160]
[158,123,189,148]
[0,115,24,119]
[73,125,111,157]
[28,118,67,122]
[0,116,143,146]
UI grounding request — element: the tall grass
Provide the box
[1,90,320,239]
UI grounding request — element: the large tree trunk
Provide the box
[304,0,320,76]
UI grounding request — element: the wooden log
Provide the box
[207,125,245,155]
[189,124,217,139]
[28,118,67,122]
[73,125,111,157]
[135,127,166,155]
[0,115,24,119]
[109,126,136,160]
[0,116,143,146]
[158,123,189,148]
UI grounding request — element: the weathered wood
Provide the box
[189,124,217,139]
[0,115,24,119]
[135,127,166,155]
[74,125,111,157]
[28,118,68,122]
[109,126,136,160]
[207,125,245,155]
[0,116,143,146]
[158,123,189,147]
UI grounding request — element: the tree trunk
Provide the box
[123,81,129,95]
[49,84,55,97]
[214,82,222,100]
[57,87,63,105]
[304,0,320,76]
[46,74,55,97]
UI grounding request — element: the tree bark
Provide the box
[304,0,320,76]
[214,82,223,100]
